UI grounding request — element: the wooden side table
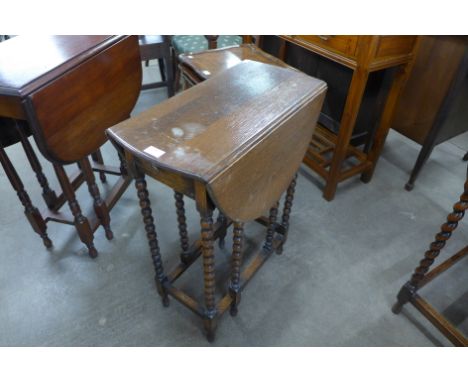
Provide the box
[0,35,142,257]
[275,36,419,200]
[107,61,327,341]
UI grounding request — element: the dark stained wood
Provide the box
[391,36,468,190]
[277,173,298,254]
[179,44,290,85]
[108,60,326,341]
[174,191,190,263]
[393,172,468,346]
[108,61,326,221]
[0,36,114,99]
[229,221,244,317]
[0,142,52,248]
[138,35,174,97]
[80,157,113,240]
[25,36,141,164]
[0,35,141,254]
[134,172,169,307]
[53,164,97,258]
[263,202,279,253]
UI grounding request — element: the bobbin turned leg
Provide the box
[229,221,244,317]
[80,157,113,240]
[277,173,298,254]
[217,211,227,249]
[0,145,52,249]
[15,121,57,209]
[91,149,107,183]
[174,191,190,263]
[392,176,468,314]
[135,173,169,307]
[263,201,279,253]
[54,164,97,258]
[195,184,217,342]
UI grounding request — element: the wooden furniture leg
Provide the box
[53,163,97,258]
[263,201,280,253]
[195,183,217,342]
[216,211,228,249]
[15,120,58,209]
[392,175,468,346]
[323,68,369,201]
[174,191,190,263]
[135,173,169,307]
[163,55,175,97]
[80,157,113,240]
[277,173,298,254]
[393,177,468,312]
[362,64,410,183]
[91,149,107,183]
[405,141,436,191]
[0,144,52,248]
[229,221,244,317]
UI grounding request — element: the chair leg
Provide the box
[164,55,175,98]
[216,211,227,249]
[158,58,166,82]
[135,173,169,307]
[80,157,113,240]
[392,175,468,314]
[263,201,279,253]
[229,221,244,317]
[16,120,58,209]
[53,163,97,258]
[174,191,190,263]
[0,145,52,249]
[277,173,298,254]
[91,149,107,183]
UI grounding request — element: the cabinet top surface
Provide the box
[0,35,115,97]
[107,60,327,183]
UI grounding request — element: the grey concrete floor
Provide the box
[0,62,467,346]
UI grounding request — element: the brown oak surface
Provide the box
[108,60,326,221]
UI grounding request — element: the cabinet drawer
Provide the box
[294,35,359,57]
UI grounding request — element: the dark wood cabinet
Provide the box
[391,36,468,190]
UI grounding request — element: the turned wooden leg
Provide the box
[216,211,227,249]
[91,149,107,183]
[80,157,113,240]
[16,120,57,209]
[174,191,190,263]
[263,201,280,253]
[393,176,468,314]
[195,183,217,342]
[0,145,52,249]
[135,174,169,307]
[277,173,298,254]
[54,164,97,258]
[229,221,244,317]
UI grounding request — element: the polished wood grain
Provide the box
[0,35,141,256]
[108,60,327,341]
[179,44,290,85]
[25,36,141,164]
[108,61,326,221]
[0,36,114,98]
